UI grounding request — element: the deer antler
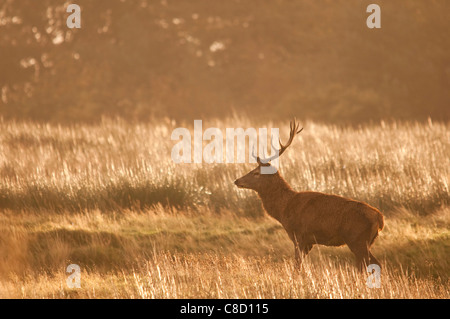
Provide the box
[253,118,303,165]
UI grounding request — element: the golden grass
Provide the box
[0,206,448,298]
[0,117,448,214]
[1,253,448,299]
[0,117,449,298]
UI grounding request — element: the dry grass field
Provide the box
[0,117,449,298]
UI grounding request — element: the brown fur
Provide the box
[235,167,384,270]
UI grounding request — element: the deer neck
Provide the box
[257,176,296,222]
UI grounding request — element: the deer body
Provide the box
[282,191,383,249]
[234,120,384,270]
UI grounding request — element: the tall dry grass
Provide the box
[1,204,449,298]
[2,251,448,299]
[0,117,448,214]
[0,117,449,298]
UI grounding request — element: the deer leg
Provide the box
[294,245,301,267]
[368,251,381,268]
[290,232,300,265]
[291,233,302,266]
[294,243,312,268]
[289,233,312,267]
[347,242,371,272]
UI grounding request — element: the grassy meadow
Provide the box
[0,117,449,298]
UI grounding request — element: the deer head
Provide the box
[234,119,303,192]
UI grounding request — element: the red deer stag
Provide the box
[234,119,384,270]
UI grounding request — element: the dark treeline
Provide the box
[1,0,449,123]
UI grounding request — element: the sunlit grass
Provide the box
[0,206,448,298]
[0,117,449,298]
[0,117,448,214]
[1,251,448,299]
